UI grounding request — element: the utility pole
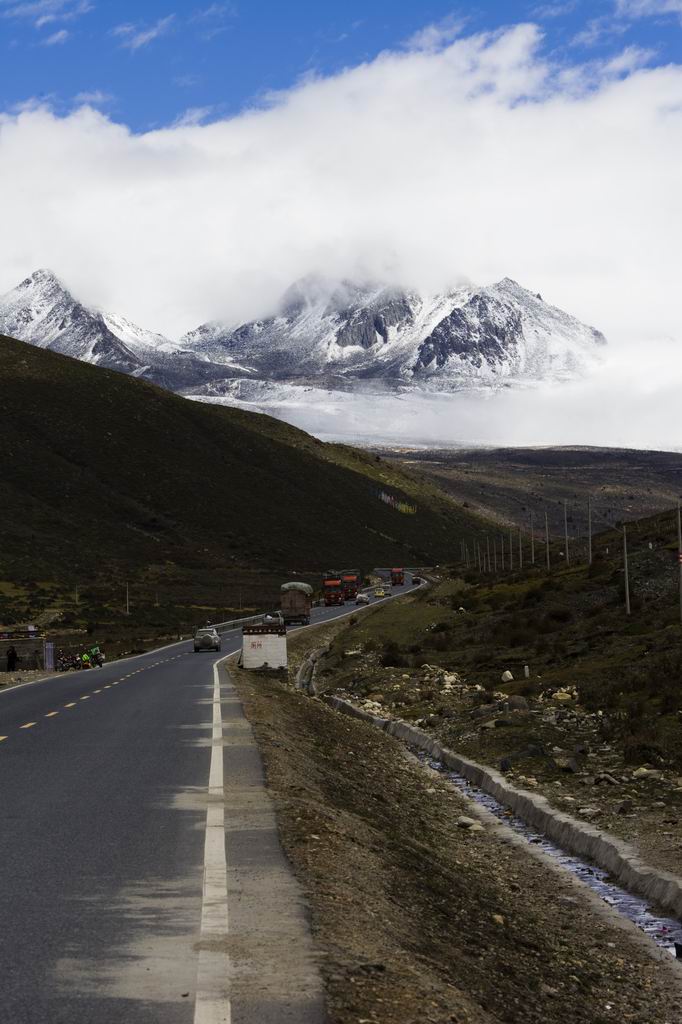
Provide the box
[530,511,535,565]
[545,511,551,572]
[493,537,498,573]
[678,502,682,625]
[509,528,514,571]
[564,500,570,565]
[518,527,523,570]
[588,496,593,566]
[501,534,505,572]
[623,524,631,616]
[125,581,130,617]
[486,536,491,575]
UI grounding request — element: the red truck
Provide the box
[323,573,345,606]
[341,570,360,602]
[390,568,405,586]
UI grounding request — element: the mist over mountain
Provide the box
[182,273,605,393]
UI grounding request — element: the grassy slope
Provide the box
[0,334,491,622]
[320,507,682,770]
[381,446,682,536]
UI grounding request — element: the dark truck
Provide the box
[280,582,313,625]
[323,572,345,607]
[341,570,360,602]
[390,568,405,586]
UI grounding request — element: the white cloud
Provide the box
[0,21,681,380]
[42,26,68,43]
[533,2,579,17]
[571,14,628,46]
[73,89,112,105]
[0,0,92,27]
[113,14,175,51]
[244,342,682,451]
[406,15,465,52]
[172,105,215,127]
[616,0,682,18]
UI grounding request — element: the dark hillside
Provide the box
[0,334,489,621]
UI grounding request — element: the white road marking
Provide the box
[194,657,231,1024]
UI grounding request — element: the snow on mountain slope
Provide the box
[181,274,606,391]
[0,269,144,372]
[0,269,233,388]
[0,268,606,401]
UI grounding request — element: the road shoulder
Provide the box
[232,629,682,1024]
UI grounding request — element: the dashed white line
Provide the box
[194,656,231,1023]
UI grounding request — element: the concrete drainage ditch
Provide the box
[303,666,682,962]
[422,753,682,957]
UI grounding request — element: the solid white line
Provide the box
[194,656,232,1024]
[191,582,423,1018]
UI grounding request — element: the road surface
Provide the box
[0,576,417,1022]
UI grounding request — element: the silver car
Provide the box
[193,627,221,653]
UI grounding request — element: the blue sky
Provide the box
[1,0,681,130]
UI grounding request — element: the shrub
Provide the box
[380,642,408,668]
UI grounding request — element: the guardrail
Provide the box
[210,613,266,633]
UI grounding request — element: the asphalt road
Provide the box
[0,576,417,1022]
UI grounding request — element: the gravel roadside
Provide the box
[232,629,682,1024]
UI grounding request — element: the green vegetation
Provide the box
[0,333,491,639]
[321,508,682,769]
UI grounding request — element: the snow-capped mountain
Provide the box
[181,275,606,392]
[0,269,606,408]
[0,269,229,390]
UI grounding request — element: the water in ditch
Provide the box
[421,754,682,958]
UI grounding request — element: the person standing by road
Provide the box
[6,646,18,672]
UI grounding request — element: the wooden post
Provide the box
[623,524,631,616]
[678,502,682,625]
[588,496,593,566]
[530,511,535,565]
[518,527,523,570]
[564,500,570,565]
[501,534,505,572]
[545,511,551,572]
[486,536,491,575]
[509,528,514,571]
[493,537,498,573]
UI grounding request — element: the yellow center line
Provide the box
[0,736,8,742]
[104,685,112,689]
[45,712,59,718]
[64,702,76,708]
[93,689,102,693]
[112,681,119,686]
[21,722,36,729]
[80,695,90,701]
